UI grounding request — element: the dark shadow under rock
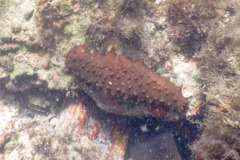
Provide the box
[126,130,182,160]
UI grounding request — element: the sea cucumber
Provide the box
[65,45,188,121]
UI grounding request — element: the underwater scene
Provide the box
[0,0,240,160]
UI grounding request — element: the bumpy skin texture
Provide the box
[65,45,188,121]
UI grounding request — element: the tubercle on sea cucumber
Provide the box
[65,45,189,121]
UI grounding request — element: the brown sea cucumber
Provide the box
[65,45,188,121]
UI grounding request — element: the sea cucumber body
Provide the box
[65,45,188,121]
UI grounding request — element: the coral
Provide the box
[65,45,188,121]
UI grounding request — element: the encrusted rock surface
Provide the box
[0,99,127,160]
[1,0,240,159]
